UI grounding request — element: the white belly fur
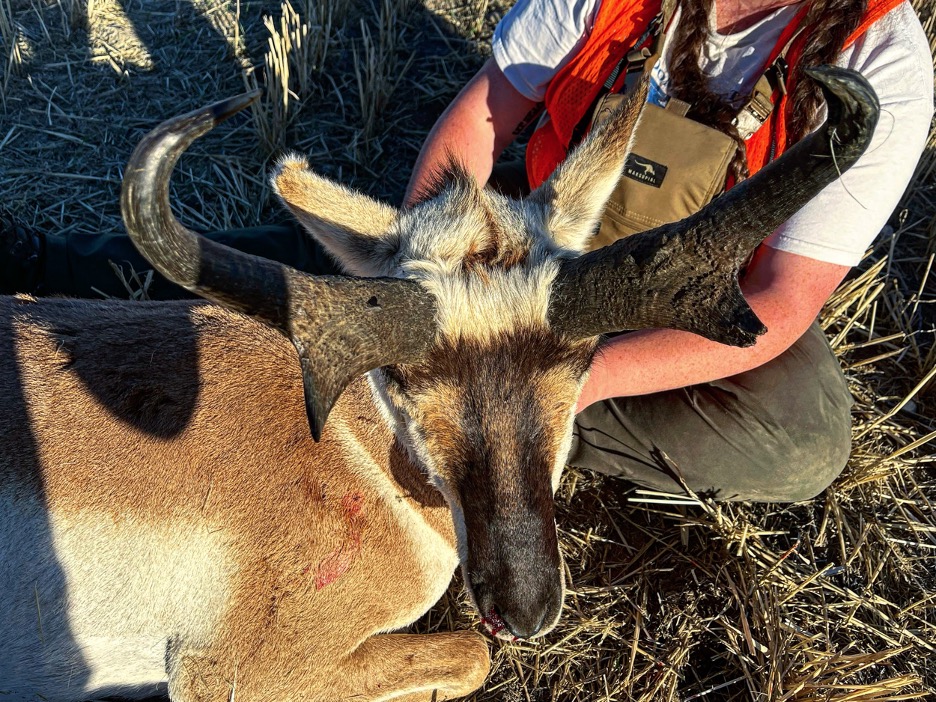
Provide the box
[0,490,232,701]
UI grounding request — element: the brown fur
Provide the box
[269,130,613,639]
[3,295,488,701]
[375,329,595,638]
[4,52,875,696]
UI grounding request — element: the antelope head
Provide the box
[121,66,878,641]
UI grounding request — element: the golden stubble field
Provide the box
[1,0,934,699]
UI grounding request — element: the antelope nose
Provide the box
[478,594,553,640]
[472,569,562,640]
[500,608,549,640]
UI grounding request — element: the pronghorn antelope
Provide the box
[0,66,877,701]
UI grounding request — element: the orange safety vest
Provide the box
[526,0,906,189]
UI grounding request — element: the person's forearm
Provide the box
[404,58,540,206]
[576,248,851,411]
[579,311,798,410]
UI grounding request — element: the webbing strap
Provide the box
[731,11,808,139]
[567,10,664,149]
[602,11,664,91]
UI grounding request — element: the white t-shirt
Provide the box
[649,4,803,109]
[492,0,934,266]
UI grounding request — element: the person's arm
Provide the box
[576,246,850,411]
[404,58,541,206]
[577,4,933,412]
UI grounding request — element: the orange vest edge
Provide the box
[525,0,906,189]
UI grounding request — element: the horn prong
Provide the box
[120,93,437,440]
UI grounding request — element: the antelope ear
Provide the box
[530,77,649,252]
[272,155,400,276]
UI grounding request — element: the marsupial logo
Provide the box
[623,154,667,188]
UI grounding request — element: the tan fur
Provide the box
[273,158,577,347]
[273,155,399,276]
[2,85,638,698]
[3,298,488,701]
[6,60,874,697]
[531,75,649,248]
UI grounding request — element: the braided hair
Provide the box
[665,0,868,180]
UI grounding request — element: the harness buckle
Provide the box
[767,57,789,96]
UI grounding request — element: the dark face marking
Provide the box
[408,156,476,206]
[385,327,595,638]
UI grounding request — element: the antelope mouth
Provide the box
[464,552,566,641]
[480,609,519,642]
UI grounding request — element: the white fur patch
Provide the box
[325,409,459,633]
[0,493,232,701]
[553,373,589,493]
[367,372,470,566]
[421,263,560,343]
[386,191,572,344]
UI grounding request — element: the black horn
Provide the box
[120,93,437,440]
[548,66,880,346]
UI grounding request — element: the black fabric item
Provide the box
[488,159,532,199]
[40,223,342,299]
[0,209,43,294]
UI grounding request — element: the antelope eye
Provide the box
[383,366,407,389]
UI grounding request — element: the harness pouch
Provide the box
[588,94,737,251]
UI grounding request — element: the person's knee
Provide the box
[760,427,852,502]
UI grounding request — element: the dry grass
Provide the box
[350,0,417,146]
[0,0,934,700]
[0,0,26,100]
[246,0,336,152]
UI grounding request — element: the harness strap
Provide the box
[732,16,807,140]
[567,10,665,149]
[571,0,806,149]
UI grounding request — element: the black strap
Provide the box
[566,12,663,152]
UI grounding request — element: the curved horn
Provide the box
[120,93,437,440]
[548,66,880,346]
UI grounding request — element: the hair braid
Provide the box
[787,0,867,142]
[664,0,867,179]
[667,0,752,181]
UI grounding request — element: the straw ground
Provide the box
[0,0,934,699]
